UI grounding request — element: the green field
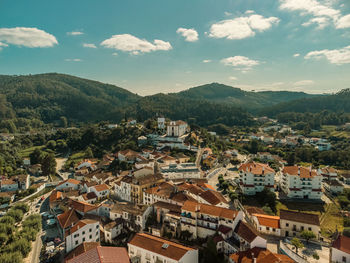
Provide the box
[19,145,45,158]
[64,151,85,169]
[310,125,350,139]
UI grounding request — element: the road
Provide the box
[55,157,70,180]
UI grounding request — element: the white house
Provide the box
[279,209,320,239]
[233,221,267,251]
[104,218,123,244]
[128,233,198,263]
[166,120,188,137]
[324,180,344,195]
[56,179,81,191]
[251,214,281,236]
[114,176,132,202]
[0,179,18,192]
[331,235,350,263]
[157,117,165,130]
[238,162,275,195]
[159,163,200,180]
[280,166,322,199]
[65,219,100,253]
[180,201,243,239]
[91,184,110,199]
[318,167,338,181]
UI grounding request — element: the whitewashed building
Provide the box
[159,163,200,180]
[65,219,100,253]
[331,235,350,263]
[280,166,322,199]
[167,120,188,137]
[238,162,275,195]
[128,233,198,263]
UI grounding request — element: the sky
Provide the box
[0,0,349,95]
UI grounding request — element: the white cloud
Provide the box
[302,17,329,29]
[83,43,97,48]
[65,58,82,62]
[304,45,350,64]
[245,10,255,14]
[293,53,300,57]
[224,12,232,16]
[112,52,118,56]
[67,31,84,36]
[0,27,57,48]
[221,56,260,71]
[209,13,279,40]
[202,59,211,63]
[0,41,8,50]
[279,0,350,29]
[100,34,172,55]
[176,27,199,42]
[229,76,238,80]
[294,80,315,86]
[336,14,350,29]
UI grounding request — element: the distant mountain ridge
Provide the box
[173,83,318,110]
[0,73,345,128]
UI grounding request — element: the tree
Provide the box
[313,253,319,260]
[0,251,23,263]
[291,237,304,254]
[286,152,296,166]
[343,227,350,238]
[250,140,259,154]
[85,146,94,159]
[60,116,68,128]
[7,239,31,257]
[301,230,316,243]
[41,153,56,176]
[203,237,220,263]
[29,148,43,165]
[0,216,15,225]
[12,203,29,214]
[262,205,274,215]
[7,209,23,222]
[46,140,56,150]
[0,232,8,246]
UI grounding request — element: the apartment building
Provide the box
[280,166,322,199]
[180,201,243,239]
[65,219,100,253]
[238,162,275,195]
[159,163,201,180]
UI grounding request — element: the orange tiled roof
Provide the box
[57,178,80,187]
[229,247,295,263]
[129,233,194,261]
[253,214,280,229]
[93,184,109,192]
[182,201,238,220]
[70,199,99,213]
[239,162,275,175]
[57,209,80,229]
[283,166,318,178]
[49,190,62,204]
[68,219,98,235]
[332,235,350,254]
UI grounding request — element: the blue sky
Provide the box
[0,0,349,95]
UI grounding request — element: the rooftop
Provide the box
[279,209,320,226]
[332,235,350,254]
[128,233,194,261]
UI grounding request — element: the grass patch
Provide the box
[320,203,343,238]
[27,186,55,202]
[19,145,45,158]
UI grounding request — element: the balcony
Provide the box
[198,216,218,224]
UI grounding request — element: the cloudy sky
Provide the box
[0,0,349,95]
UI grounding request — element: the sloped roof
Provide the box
[66,244,129,263]
[239,162,275,175]
[57,209,80,229]
[57,178,80,187]
[332,235,350,254]
[129,233,194,261]
[68,219,98,236]
[279,210,320,226]
[93,184,109,192]
[234,221,260,243]
[182,201,239,220]
[229,247,295,263]
[199,190,228,206]
[70,199,99,213]
[253,214,280,229]
[283,166,318,178]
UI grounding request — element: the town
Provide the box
[1,117,349,263]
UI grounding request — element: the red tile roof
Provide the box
[234,221,260,243]
[279,210,320,226]
[65,242,99,261]
[253,214,280,229]
[239,162,275,175]
[57,178,81,187]
[128,233,194,261]
[229,247,295,263]
[66,244,129,263]
[332,235,350,254]
[93,184,109,192]
[57,209,80,229]
[70,199,99,213]
[283,166,318,178]
[68,219,98,236]
[182,201,238,220]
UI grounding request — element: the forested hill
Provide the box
[0,73,140,123]
[173,83,317,110]
[261,89,350,116]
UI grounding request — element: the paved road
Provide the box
[56,157,70,180]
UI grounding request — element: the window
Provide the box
[96,225,99,229]
[75,241,78,245]
[89,235,92,239]
[82,231,85,235]
[308,227,311,231]
[83,238,85,242]
[89,228,92,232]
[286,223,289,227]
[301,226,304,231]
[266,227,270,231]
[342,256,346,263]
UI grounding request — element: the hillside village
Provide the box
[1,117,350,263]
